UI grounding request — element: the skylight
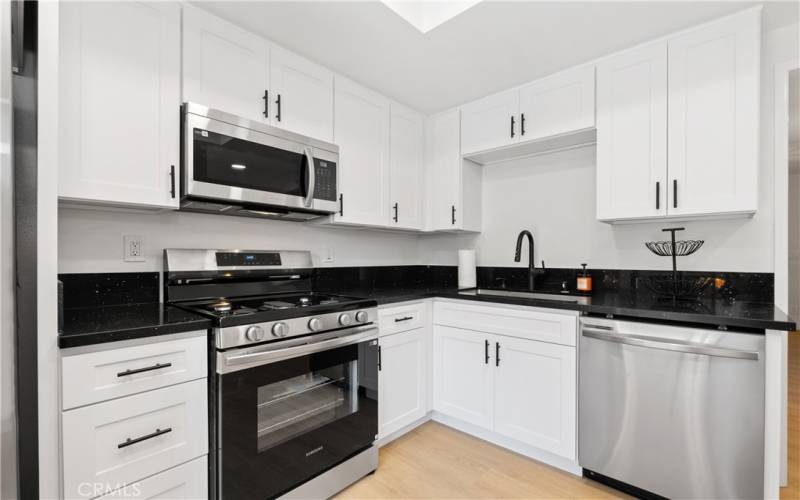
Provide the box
[380,1,482,34]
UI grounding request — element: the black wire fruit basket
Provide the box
[644,227,710,299]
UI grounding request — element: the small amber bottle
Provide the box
[577,263,593,292]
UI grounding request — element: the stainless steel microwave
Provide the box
[181,103,339,221]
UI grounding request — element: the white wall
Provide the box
[421,22,800,274]
[0,2,16,498]
[58,208,423,273]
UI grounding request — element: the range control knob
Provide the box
[355,311,369,323]
[271,322,289,338]
[338,313,352,326]
[245,325,265,342]
[308,318,323,332]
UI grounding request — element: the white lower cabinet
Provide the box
[378,328,429,438]
[432,326,493,428]
[492,335,576,459]
[63,379,208,499]
[432,300,578,467]
[97,456,208,500]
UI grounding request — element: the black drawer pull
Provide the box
[377,345,382,371]
[393,202,398,223]
[394,316,414,323]
[656,181,660,210]
[339,193,344,216]
[117,362,172,378]
[521,113,526,136]
[673,179,678,208]
[510,115,515,138]
[169,165,176,198]
[495,342,501,367]
[118,427,172,449]
[484,339,490,364]
[262,89,269,118]
[451,205,456,225]
[275,94,282,122]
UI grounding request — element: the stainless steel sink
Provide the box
[460,288,585,303]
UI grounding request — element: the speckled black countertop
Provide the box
[59,303,213,348]
[347,286,796,331]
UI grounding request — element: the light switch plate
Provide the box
[123,235,145,262]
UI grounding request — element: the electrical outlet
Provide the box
[123,235,145,262]
[323,246,335,263]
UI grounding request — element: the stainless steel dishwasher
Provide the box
[578,317,765,499]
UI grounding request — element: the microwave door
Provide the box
[185,113,311,210]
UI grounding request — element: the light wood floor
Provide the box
[338,333,800,499]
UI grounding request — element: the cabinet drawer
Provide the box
[63,379,208,499]
[433,300,577,346]
[62,334,207,410]
[96,456,207,500]
[379,302,426,336]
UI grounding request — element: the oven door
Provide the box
[216,327,378,500]
[184,110,339,214]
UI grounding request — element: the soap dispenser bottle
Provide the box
[577,263,592,292]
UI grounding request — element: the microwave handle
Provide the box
[303,148,315,208]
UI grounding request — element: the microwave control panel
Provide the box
[313,159,337,201]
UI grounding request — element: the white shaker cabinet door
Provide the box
[389,103,424,230]
[425,109,461,231]
[378,328,428,438]
[59,1,181,209]
[269,45,334,142]
[333,77,390,226]
[432,326,493,429]
[596,42,667,221]
[667,8,760,217]
[492,336,576,460]
[518,64,595,141]
[183,4,270,123]
[460,89,519,155]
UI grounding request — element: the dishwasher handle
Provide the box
[581,327,759,361]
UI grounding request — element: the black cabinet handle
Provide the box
[495,342,500,367]
[339,193,343,216]
[451,205,456,225]
[521,113,526,136]
[393,202,398,223]
[118,427,172,449]
[656,181,660,210]
[117,362,172,378]
[510,115,515,138]
[262,90,269,118]
[169,165,176,198]
[275,94,282,122]
[484,339,490,364]
[394,316,413,323]
[377,345,382,371]
[673,179,678,208]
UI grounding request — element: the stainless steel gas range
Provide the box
[164,249,379,500]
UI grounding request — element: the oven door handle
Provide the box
[219,326,378,373]
[303,147,315,208]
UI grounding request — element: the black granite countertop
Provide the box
[59,303,213,348]
[347,286,796,331]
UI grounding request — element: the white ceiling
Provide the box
[197,1,800,114]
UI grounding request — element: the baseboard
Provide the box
[430,411,582,476]
[377,413,432,447]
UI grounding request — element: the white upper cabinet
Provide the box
[269,45,334,142]
[59,1,180,209]
[182,4,270,123]
[596,42,668,221]
[667,8,760,217]
[518,65,595,140]
[596,8,760,222]
[389,103,424,230]
[333,77,391,226]
[460,89,519,155]
[425,109,482,232]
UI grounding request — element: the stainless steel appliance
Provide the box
[164,249,378,500]
[578,317,765,499]
[181,103,339,221]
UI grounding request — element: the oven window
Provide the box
[193,128,307,196]
[257,361,357,452]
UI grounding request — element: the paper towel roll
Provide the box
[458,249,476,288]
